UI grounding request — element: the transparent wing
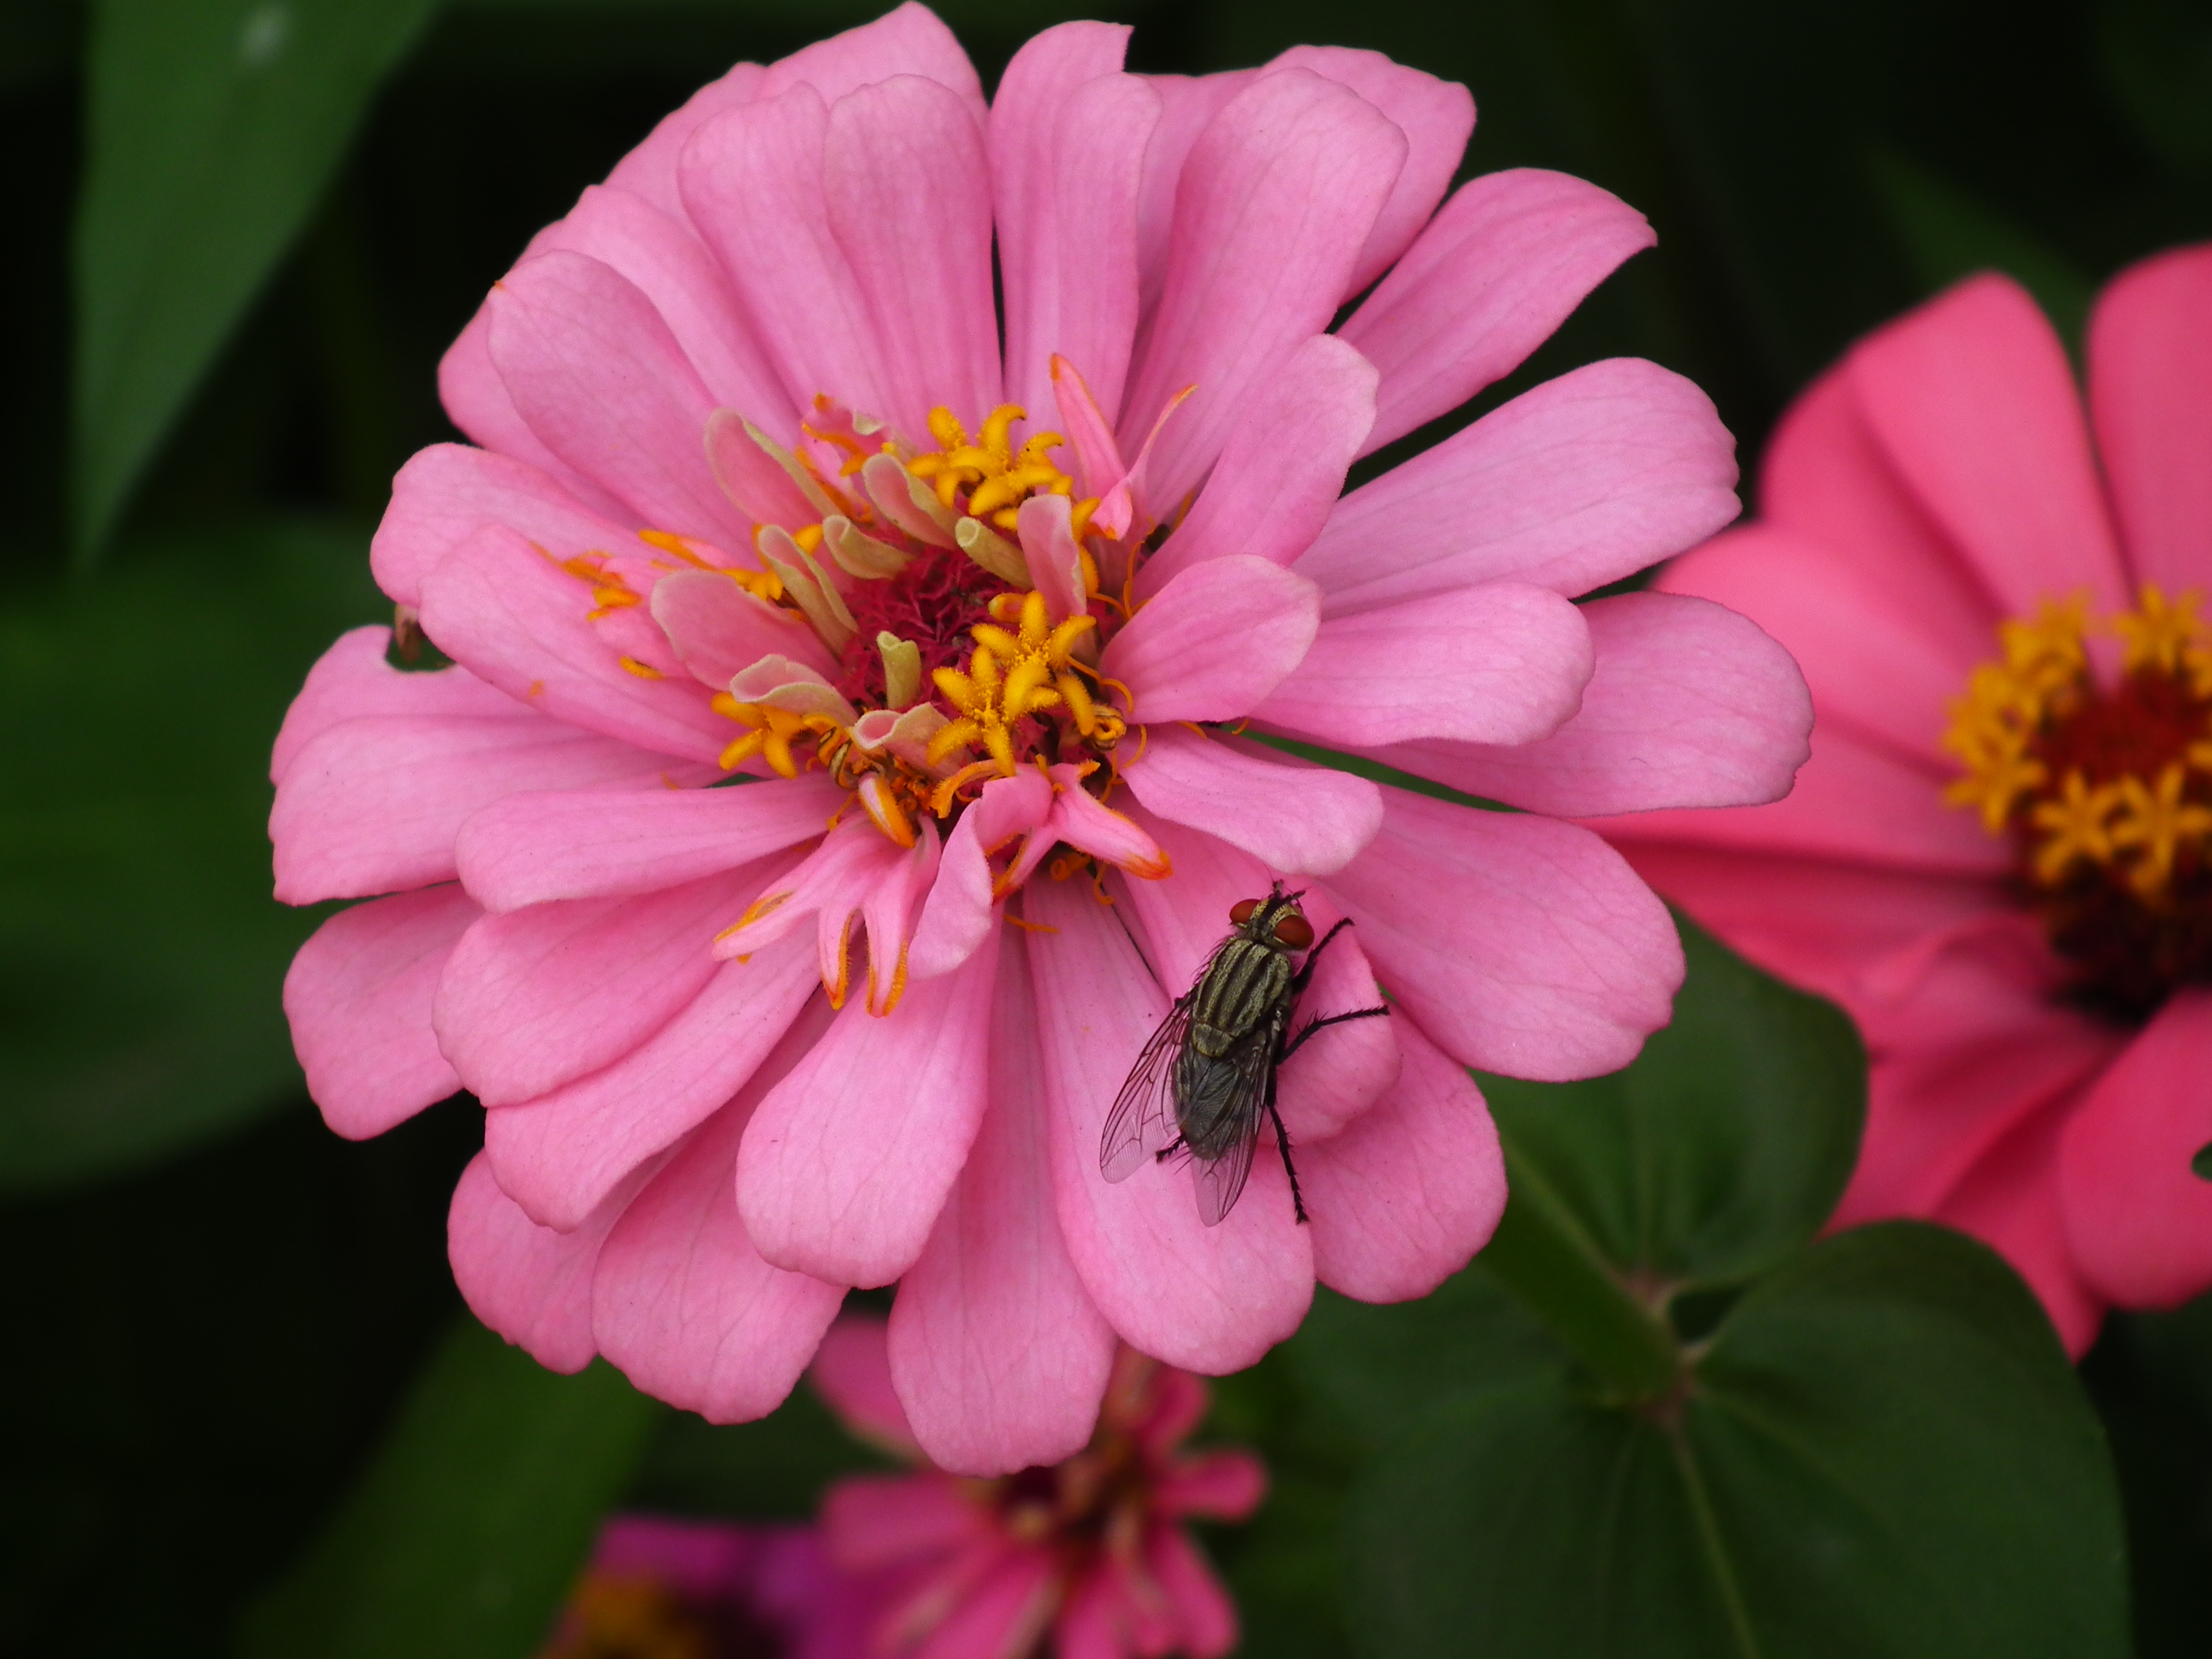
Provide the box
[1190,1039,1274,1227]
[1101,992,1195,1182]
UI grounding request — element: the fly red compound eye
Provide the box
[1272,913,1315,950]
[1228,899,1260,924]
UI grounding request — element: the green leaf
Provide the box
[239,1318,662,1659]
[1870,149,2099,348]
[74,0,444,558]
[0,518,385,1190]
[1481,916,1866,1297]
[1349,1223,2130,1659]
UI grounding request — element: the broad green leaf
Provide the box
[1481,917,1865,1297]
[0,519,384,1189]
[1871,150,2099,347]
[1349,1223,2130,1659]
[239,1318,662,1659]
[75,0,443,558]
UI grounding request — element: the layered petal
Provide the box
[737,932,1000,1287]
[1363,590,1809,817]
[283,885,478,1139]
[483,927,822,1230]
[1342,169,1655,454]
[1101,556,1319,723]
[270,624,524,786]
[486,251,749,546]
[590,995,850,1422]
[448,1150,621,1373]
[2058,991,2212,1309]
[1027,877,1315,1373]
[1323,789,1682,1080]
[455,774,839,911]
[417,524,731,763]
[651,568,840,688]
[434,863,764,1106]
[2087,242,2212,595]
[757,1,984,118]
[888,939,1119,1476]
[1115,726,1382,877]
[1299,1017,1506,1301]
[1846,272,2127,617]
[1136,335,1377,598]
[1296,358,1740,609]
[1119,70,1406,512]
[1252,581,1593,749]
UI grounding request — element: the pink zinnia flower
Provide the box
[541,1513,880,1659]
[271,4,1807,1466]
[1604,245,2212,1353]
[810,1314,1262,1659]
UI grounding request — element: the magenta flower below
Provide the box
[1603,246,2212,1353]
[810,1314,1263,1659]
[269,4,1809,1470]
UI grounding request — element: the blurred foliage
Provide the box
[2,0,2210,1652]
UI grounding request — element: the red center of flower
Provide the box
[830,541,1013,710]
[1944,588,2212,1019]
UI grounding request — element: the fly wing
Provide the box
[1190,1037,1274,1227]
[1101,992,1194,1182]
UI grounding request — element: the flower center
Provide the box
[1943,585,2212,1017]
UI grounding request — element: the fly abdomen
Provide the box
[1190,937,1290,1053]
[1173,1047,1254,1158]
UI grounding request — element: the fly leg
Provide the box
[1288,917,1356,996]
[1280,1004,1390,1061]
[1262,1061,1308,1225]
[1155,1135,1187,1164]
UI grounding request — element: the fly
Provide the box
[1099,882,1389,1227]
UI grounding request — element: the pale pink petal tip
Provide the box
[811,1312,922,1458]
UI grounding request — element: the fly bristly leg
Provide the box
[1155,1134,1187,1164]
[1262,1064,1308,1225]
[1288,916,1356,996]
[1281,1004,1390,1061]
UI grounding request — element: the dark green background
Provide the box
[3,0,2209,1654]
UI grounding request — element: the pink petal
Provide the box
[590,996,850,1422]
[370,443,649,610]
[1656,520,1981,765]
[1264,45,1473,298]
[448,1148,622,1372]
[1017,495,1089,625]
[1119,69,1407,514]
[993,27,1155,428]
[455,775,837,912]
[1037,766,1173,882]
[737,932,1000,1287]
[271,624,523,785]
[1604,709,2005,874]
[486,251,749,546]
[757,1,985,120]
[1111,808,1398,1144]
[911,769,1054,979]
[2058,991,2212,1309]
[1252,581,1594,748]
[1341,169,1655,454]
[1322,790,1682,1081]
[1362,589,1811,817]
[434,863,762,1106]
[811,1310,922,1455]
[823,75,1000,443]
[272,715,677,905]
[1026,877,1315,1373]
[1299,1016,1506,1301]
[651,567,840,688]
[1148,1526,1238,1659]
[1295,357,1739,609]
[1136,335,1377,599]
[911,1549,1060,1659]
[601,61,767,221]
[1115,725,1382,877]
[539,184,800,446]
[1102,556,1319,723]
[2088,242,2212,595]
[1156,1450,1267,1521]
[1130,71,1257,323]
[681,88,894,433]
[437,306,628,520]
[1847,272,2127,618]
[483,928,822,1230]
[283,885,478,1139]
[888,938,1119,1477]
[417,523,731,764]
[820,1471,983,1566]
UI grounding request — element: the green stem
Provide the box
[1479,1142,1681,1401]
